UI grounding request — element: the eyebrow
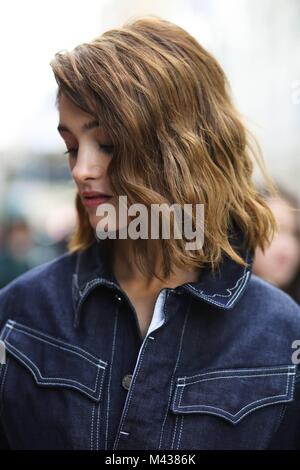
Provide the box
[57,120,100,135]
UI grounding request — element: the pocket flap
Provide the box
[2,319,107,402]
[171,365,297,424]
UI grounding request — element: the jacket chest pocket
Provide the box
[170,365,297,450]
[0,319,108,449]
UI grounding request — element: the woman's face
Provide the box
[253,197,300,288]
[57,93,125,236]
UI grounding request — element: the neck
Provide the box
[110,238,199,293]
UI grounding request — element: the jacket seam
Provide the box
[4,342,105,400]
[6,321,107,366]
[174,369,295,424]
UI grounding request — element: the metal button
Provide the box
[122,374,132,391]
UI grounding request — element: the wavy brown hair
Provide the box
[50,15,277,281]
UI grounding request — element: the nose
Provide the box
[72,150,107,183]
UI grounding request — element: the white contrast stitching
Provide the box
[159,300,191,450]
[176,415,184,450]
[171,415,179,450]
[5,341,105,399]
[173,368,295,423]
[178,371,295,387]
[0,326,13,416]
[96,400,100,450]
[7,322,107,367]
[185,249,251,307]
[177,365,296,382]
[90,403,95,450]
[114,339,150,448]
[105,308,118,450]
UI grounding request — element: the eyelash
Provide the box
[63,144,114,157]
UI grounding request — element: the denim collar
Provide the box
[72,225,253,328]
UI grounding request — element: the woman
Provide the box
[0,16,300,450]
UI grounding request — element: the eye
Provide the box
[63,144,114,157]
[63,148,78,157]
[99,143,114,155]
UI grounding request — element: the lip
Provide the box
[81,191,113,208]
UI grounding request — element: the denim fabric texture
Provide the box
[0,227,300,450]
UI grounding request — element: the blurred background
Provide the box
[0,0,299,299]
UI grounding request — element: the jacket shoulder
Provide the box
[244,273,300,329]
[0,251,77,328]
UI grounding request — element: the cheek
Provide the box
[87,212,100,231]
[68,157,76,173]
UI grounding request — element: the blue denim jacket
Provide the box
[1,231,300,450]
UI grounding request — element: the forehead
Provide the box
[58,93,91,120]
[57,93,111,139]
